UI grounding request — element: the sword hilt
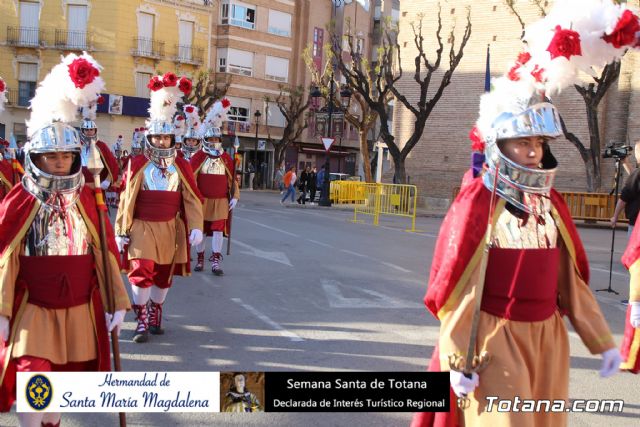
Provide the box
[448,351,491,409]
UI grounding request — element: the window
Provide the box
[19,1,40,46]
[13,123,27,146]
[221,1,256,30]
[265,56,289,83]
[264,102,285,128]
[136,71,152,98]
[67,5,88,49]
[226,96,251,122]
[218,48,254,76]
[268,10,291,37]
[18,62,37,107]
[138,12,155,55]
[178,20,194,61]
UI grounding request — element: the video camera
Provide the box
[603,142,632,160]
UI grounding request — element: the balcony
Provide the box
[173,45,204,66]
[6,26,46,48]
[131,37,165,59]
[5,88,31,108]
[55,29,93,51]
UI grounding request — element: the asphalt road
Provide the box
[1,190,638,426]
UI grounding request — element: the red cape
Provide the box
[0,184,116,411]
[620,217,640,373]
[424,178,589,319]
[81,140,120,185]
[0,160,16,197]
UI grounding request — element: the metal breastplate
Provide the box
[142,162,180,191]
[24,201,91,256]
[201,157,226,175]
[491,201,557,249]
[80,144,90,167]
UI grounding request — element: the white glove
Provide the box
[450,370,479,397]
[631,302,640,328]
[229,198,238,211]
[189,229,203,246]
[105,310,126,335]
[100,180,111,190]
[0,315,9,342]
[599,348,622,378]
[115,236,129,253]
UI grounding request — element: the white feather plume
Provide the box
[183,104,201,134]
[147,79,182,125]
[203,99,231,130]
[0,78,6,115]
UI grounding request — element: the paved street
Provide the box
[2,190,639,426]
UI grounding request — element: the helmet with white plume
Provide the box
[24,52,105,199]
[144,72,192,168]
[474,0,640,213]
[202,98,231,156]
[182,104,202,158]
[0,77,7,115]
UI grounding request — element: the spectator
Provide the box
[274,164,285,193]
[280,166,297,205]
[316,167,325,200]
[611,142,640,237]
[297,166,310,204]
[307,166,318,204]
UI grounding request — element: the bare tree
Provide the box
[264,85,311,186]
[327,6,472,183]
[185,69,231,120]
[504,1,625,191]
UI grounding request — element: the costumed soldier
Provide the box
[0,79,21,203]
[182,104,203,162]
[115,72,204,344]
[0,53,129,427]
[79,97,119,190]
[411,3,635,426]
[190,99,239,275]
[174,113,185,157]
[621,226,640,374]
[131,128,143,158]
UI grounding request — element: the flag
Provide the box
[484,44,491,93]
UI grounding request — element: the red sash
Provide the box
[481,248,560,321]
[197,173,229,199]
[133,190,181,221]
[18,255,96,309]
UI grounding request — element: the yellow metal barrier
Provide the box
[330,181,367,204]
[348,182,418,232]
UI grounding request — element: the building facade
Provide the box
[393,0,640,203]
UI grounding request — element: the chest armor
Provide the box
[201,157,226,176]
[142,163,180,191]
[25,202,91,256]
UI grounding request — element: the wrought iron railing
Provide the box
[6,26,46,47]
[174,45,204,65]
[132,37,165,59]
[55,29,92,50]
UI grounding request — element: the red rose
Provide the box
[147,76,164,92]
[516,52,531,65]
[547,26,582,60]
[68,58,100,89]
[531,65,546,83]
[162,72,178,87]
[178,77,192,95]
[603,10,640,48]
[177,115,185,121]
[185,105,194,113]
[97,95,105,105]
[222,98,231,108]
[507,65,521,81]
[469,126,485,152]
[0,79,5,93]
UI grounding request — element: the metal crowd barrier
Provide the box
[336,182,417,232]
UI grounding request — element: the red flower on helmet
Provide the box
[97,95,105,105]
[68,58,100,89]
[547,26,582,60]
[516,52,531,65]
[176,115,185,121]
[603,10,640,48]
[0,79,5,93]
[507,65,521,81]
[222,98,231,108]
[178,77,192,95]
[469,126,485,152]
[118,135,123,138]
[185,105,194,113]
[531,65,546,83]
[162,72,178,87]
[147,76,164,91]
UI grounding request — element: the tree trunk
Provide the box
[359,131,373,182]
[586,105,602,191]
[393,156,406,184]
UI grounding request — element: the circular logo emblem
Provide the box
[26,374,53,411]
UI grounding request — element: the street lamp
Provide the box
[253,109,261,190]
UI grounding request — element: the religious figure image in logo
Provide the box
[221,372,264,413]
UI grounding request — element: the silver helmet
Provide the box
[23,121,84,199]
[144,120,176,169]
[79,118,97,145]
[482,101,562,213]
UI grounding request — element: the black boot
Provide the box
[212,252,224,276]
[131,304,149,343]
[148,300,165,335]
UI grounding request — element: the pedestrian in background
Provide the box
[297,166,310,204]
[316,167,325,201]
[280,165,297,205]
[275,164,285,194]
[308,166,318,204]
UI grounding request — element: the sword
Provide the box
[120,157,133,258]
[448,161,500,409]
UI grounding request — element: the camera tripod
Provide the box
[597,157,622,295]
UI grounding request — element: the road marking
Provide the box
[339,249,412,273]
[381,261,412,273]
[340,249,371,259]
[591,267,628,278]
[233,239,293,267]
[234,216,299,237]
[232,298,304,342]
[307,239,333,248]
[321,279,423,309]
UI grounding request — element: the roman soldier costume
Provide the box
[0,80,19,203]
[182,104,203,161]
[190,99,239,275]
[79,98,119,190]
[411,3,636,425]
[0,54,129,426]
[115,72,204,344]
